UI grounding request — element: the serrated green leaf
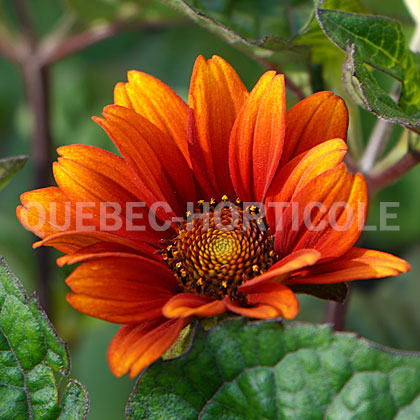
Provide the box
[0,258,89,419]
[344,44,420,133]
[316,5,420,131]
[58,380,89,420]
[0,155,27,191]
[127,318,420,420]
[295,0,366,72]
[163,0,310,68]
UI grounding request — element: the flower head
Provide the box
[17,55,410,378]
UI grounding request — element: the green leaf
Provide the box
[316,5,420,132]
[162,0,310,71]
[0,258,89,419]
[295,0,366,86]
[0,155,27,191]
[127,318,420,420]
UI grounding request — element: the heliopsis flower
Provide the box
[17,55,410,378]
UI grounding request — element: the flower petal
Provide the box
[274,164,367,260]
[66,257,176,323]
[280,91,348,166]
[66,256,176,293]
[162,293,226,318]
[288,248,411,284]
[266,139,347,229]
[67,293,170,324]
[309,174,367,259]
[53,146,169,241]
[224,299,279,319]
[108,317,189,378]
[17,187,76,250]
[238,249,321,292]
[114,71,189,163]
[94,105,196,216]
[56,241,159,266]
[229,72,286,201]
[57,145,144,199]
[188,55,248,197]
[34,231,158,253]
[246,283,299,319]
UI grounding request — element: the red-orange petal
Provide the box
[66,256,176,293]
[33,230,159,252]
[225,299,280,319]
[280,91,348,167]
[309,174,367,259]
[108,317,190,378]
[229,72,286,202]
[266,139,347,229]
[17,187,78,253]
[274,164,367,260]
[238,249,321,292]
[57,145,144,199]
[288,247,411,284]
[66,257,176,323]
[246,283,299,319]
[56,241,159,266]
[162,293,226,318]
[67,293,170,324]
[53,157,157,239]
[188,55,248,198]
[226,283,299,320]
[114,71,190,164]
[94,105,196,216]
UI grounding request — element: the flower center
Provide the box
[163,197,277,300]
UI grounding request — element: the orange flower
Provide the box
[17,55,410,378]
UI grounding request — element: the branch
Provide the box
[366,150,420,193]
[14,0,37,50]
[359,118,394,173]
[0,33,23,63]
[12,0,53,315]
[40,18,188,65]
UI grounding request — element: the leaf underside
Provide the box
[0,156,27,191]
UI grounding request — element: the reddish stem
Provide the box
[325,300,349,331]
[12,0,53,314]
[366,151,420,193]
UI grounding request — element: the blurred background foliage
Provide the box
[0,0,419,418]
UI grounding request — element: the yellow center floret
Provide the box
[163,198,277,300]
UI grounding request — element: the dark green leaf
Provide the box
[127,318,420,420]
[344,44,420,132]
[295,0,366,76]
[316,5,420,131]
[163,0,310,69]
[0,155,27,191]
[289,282,348,303]
[187,0,311,41]
[0,258,89,419]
